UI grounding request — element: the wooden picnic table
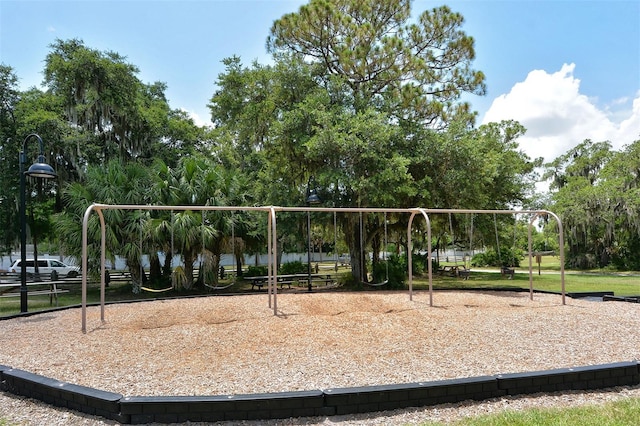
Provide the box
[438,265,471,280]
[0,280,69,306]
[296,273,335,287]
[246,273,336,290]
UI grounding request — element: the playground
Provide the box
[0,290,637,399]
[1,204,638,422]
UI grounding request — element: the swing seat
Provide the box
[204,281,235,291]
[363,279,389,287]
[140,285,174,293]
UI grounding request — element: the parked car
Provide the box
[9,258,80,278]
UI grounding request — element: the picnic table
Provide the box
[0,276,69,306]
[246,273,336,290]
[438,265,471,280]
[438,265,459,277]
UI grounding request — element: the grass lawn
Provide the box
[412,268,640,296]
[1,258,639,316]
[422,396,640,425]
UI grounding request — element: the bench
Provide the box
[457,269,471,280]
[313,277,336,286]
[501,267,515,279]
[246,276,268,290]
[278,280,298,289]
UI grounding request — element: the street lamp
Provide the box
[306,176,321,292]
[20,134,57,312]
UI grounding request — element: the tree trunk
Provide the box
[162,252,173,278]
[343,214,365,282]
[149,253,161,283]
[183,252,195,289]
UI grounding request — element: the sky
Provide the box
[1,0,639,165]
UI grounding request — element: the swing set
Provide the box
[358,211,389,287]
[493,213,517,279]
[441,212,473,280]
[80,205,566,333]
[138,209,237,293]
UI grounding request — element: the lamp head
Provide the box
[26,155,57,179]
[306,190,321,205]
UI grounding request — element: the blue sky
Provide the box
[1,0,639,163]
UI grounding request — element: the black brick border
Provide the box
[1,361,638,423]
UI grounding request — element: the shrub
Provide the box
[279,261,307,275]
[246,265,268,277]
[472,248,523,267]
[338,272,360,288]
[372,255,406,289]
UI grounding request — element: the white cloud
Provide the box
[617,95,640,146]
[482,63,640,163]
[181,108,213,128]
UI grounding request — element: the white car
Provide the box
[10,258,80,278]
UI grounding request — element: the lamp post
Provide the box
[306,177,321,292]
[20,134,57,313]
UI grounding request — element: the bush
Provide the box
[246,265,268,277]
[279,261,307,275]
[338,272,359,288]
[372,255,406,289]
[472,248,523,267]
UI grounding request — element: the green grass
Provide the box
[0,278,208,316]
[410,269,640,296]
[1,260,639,316]
[431,395,640,426]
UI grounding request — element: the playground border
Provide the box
[1,360,638,423]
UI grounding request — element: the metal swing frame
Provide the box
[139,210,175,293]
[81,205,565,333]
[201,210,236,291]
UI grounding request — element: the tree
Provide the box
[546,139,640,270]
[267,0,486,126]
[207,1,547,281]
[265,0,488,281]
[43,38,166,163]
[0,65,20,255]
[599,141,640,269]
[544,140,614,268]
[151,156,252,288]
[54,160,154,283]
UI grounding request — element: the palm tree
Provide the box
[54,160,153,283]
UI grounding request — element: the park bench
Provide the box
[501,267,515,279]
[457,268,471,280]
